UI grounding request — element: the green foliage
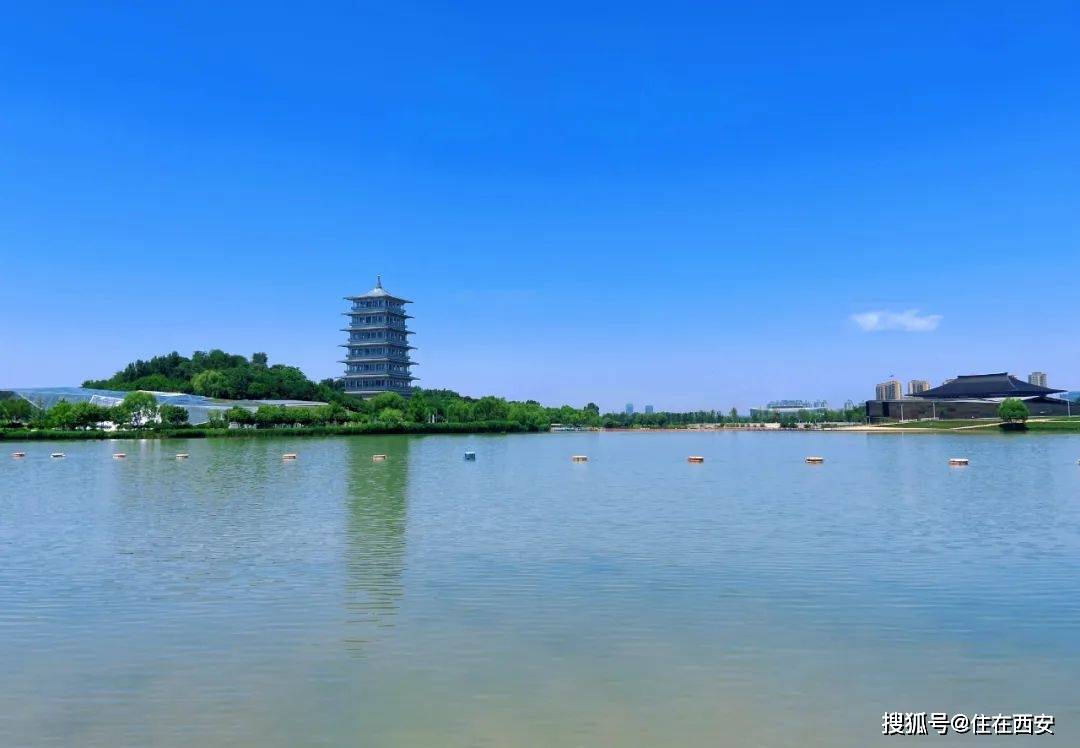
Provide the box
[71,401,111,429]
[83,350,320,401]
[192,369,228,398]
[113,391,159,428]
[377,407,404,423]
[473,396,510,421]
[158,404,189,426]
[47,401,78,429]
[999,398,1030,423]
[369,392,407,412]
[0,397,36,425]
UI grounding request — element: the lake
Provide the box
[2,432,1079,746]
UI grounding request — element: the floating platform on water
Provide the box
[949,457,969,466]
[687,456,704,463]
[282,453,298,460]
[372,454,387,462]
[805,456,825,464]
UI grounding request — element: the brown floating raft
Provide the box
[805,456,825,464]
[571,455,588,462]
[948,457,969,466]
[687,456,705,463]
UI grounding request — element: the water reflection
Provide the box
[343,437,411,651]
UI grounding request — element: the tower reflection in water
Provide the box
[343,436,411,652]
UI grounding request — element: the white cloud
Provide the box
[851,309,942,333]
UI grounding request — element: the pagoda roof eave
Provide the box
[343,295,412,304]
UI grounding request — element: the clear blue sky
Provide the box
[2,2,1078,410]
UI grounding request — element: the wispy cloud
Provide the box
[851,309,942,333]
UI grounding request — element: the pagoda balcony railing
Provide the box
[342,375,416,383]
[342,324,409,332]
[341,342,416,350]
[341,358,412,364]
[347,307,410,316]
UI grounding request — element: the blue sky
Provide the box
[1,2,1078,410]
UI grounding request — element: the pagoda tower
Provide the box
[340,276,416,397]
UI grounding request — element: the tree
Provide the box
[225,406,254,426]
[473,396,510,421]
[159,404,189,426]
[406,393,431,423]
[999,398,1029,423]
[369,391,407,412]
[254,405,288,428]
[47,401,78,429]
[378,407,404,424]
[446,399,474,423]
[71,401,110,429]
[192,369,228,398]
[1,397,37,426]
[114,391,159,428]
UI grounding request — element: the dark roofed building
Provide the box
[913,373,1063,400]
[866,371,1071,423]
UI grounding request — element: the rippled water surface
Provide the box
[3,432,1080,746]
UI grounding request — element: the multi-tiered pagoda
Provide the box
[340,276,415,397]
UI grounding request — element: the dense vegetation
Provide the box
[83,350,326,401]
[0,348,869,439]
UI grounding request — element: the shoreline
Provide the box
[5,422,1080,443]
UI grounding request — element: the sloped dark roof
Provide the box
[914,373,1064,399]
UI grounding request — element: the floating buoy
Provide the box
[50,453,65,459]
[464,451,476,461]
[372,454,387,462]
[949,457,969,466]
[112,453,126,459]
[282,453,298,460]
[805,456,825,464]
[11,452,26,459]
[687,456,705,463]
[175,453,189,460]
[571,455,588,463]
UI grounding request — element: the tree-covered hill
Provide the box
[82,350,324,401]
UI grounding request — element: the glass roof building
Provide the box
[340,276,416,398]
[1,387,325,425]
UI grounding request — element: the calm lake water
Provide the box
[2,432,1079,746]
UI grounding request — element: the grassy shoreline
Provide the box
[858,417,1080,433]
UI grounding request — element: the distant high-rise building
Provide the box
[644,405,654,414]
[908,379,931,396]
[341,276,416,397]
[875,379,903,401]
[1029,371,1048,388]
[625,403,634,415]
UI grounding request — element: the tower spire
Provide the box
[376,274,382,289]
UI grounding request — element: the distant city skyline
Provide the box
[1,3,1077,410]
